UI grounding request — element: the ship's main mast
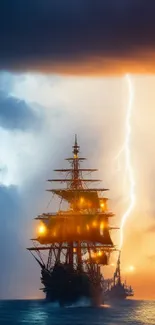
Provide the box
[68,135,80,267]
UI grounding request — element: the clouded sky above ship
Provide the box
[0,72,155,299]
[1,0,155,73]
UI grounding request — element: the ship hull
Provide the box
[41,263,103,307]
[104,283,133,301]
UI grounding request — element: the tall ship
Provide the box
[104,251,134,300]
[28,136,118,306]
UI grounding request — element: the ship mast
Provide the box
[114,251,121,285]
[48,135,103,269]
[70,135,84,268]
[70,135,80,268]
[71,134,81,189]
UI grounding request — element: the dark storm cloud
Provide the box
[0,1,155,72]
[0,91,41,130]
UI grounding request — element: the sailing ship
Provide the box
[27,136,118,307]
[104,251,134,300]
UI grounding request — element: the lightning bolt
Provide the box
[118,74,136,249]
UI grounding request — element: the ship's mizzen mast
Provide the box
[114,251,121,285]
[28,135,117,282]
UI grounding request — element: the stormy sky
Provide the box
[1,1,155,73]
[0,1,155,300]
[0,72,155,299]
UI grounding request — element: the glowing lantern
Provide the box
[38,224,46,235]
[80,197,84,204]
[100,202,104,209]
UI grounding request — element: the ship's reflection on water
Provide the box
[100,303,111,308]
[0,299,155,325]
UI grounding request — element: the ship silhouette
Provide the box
[27,136,119,307]
[104,251,134,300]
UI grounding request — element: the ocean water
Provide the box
[0,299,155,325]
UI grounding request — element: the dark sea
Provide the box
[0,299,155,325]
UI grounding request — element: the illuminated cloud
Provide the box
[1,1,155,73]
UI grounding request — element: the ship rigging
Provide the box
[27,136,118,306]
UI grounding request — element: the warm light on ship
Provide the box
[100,202,104,209]
[28,136,116,303]
[80,197,84,204]
[92,220,97,227]
[38,224,46,235]
[77,226,81,234]
[91,251,96,258]
[100,222,104,235]
[53,231,56,237]
[100,222,104,230]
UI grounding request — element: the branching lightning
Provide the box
[119,74,136,249]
